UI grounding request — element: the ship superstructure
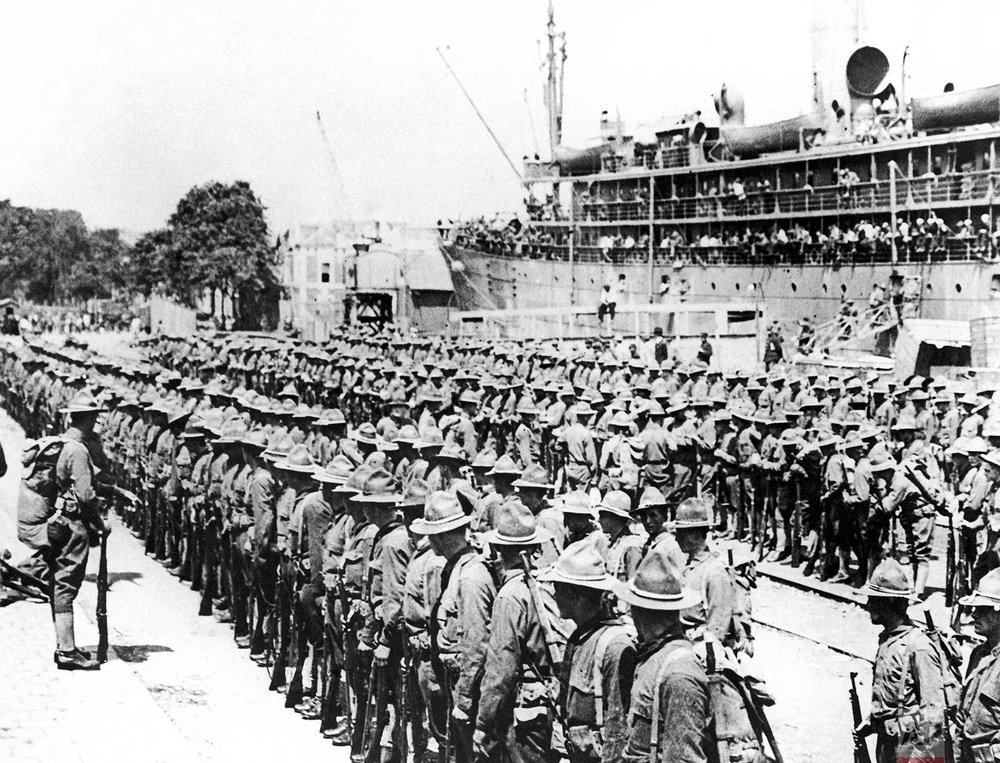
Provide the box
[447,2,1000,340]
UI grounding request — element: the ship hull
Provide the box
[450,246,1000,326]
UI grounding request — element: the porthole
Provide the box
[711,282,717,290]
[840,284,847,293]
[735,283,741,291]
[791,283,798,292]
[956,283,963,293]
[926,283,932,291]
[822,284,828,293]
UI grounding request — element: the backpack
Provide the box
[648,641,775,763]
[20,436,66,505]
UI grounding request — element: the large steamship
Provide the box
[445,3,1000,341]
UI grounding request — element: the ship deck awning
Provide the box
[901,319,971,349]
[894,319,971,377]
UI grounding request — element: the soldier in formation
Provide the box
[6,328,1000,757]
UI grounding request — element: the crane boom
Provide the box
[315,110,354,221]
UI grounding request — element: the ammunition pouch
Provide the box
[513,673,555,725]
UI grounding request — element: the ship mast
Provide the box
[544,0,565,159]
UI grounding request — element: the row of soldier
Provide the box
[6,330,1000,762]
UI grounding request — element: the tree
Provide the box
[128,228,175,298]
[164,181,280,329]
[0,200,128,303]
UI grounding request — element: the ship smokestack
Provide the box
[811,0,863,127]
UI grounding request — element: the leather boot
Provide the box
[55,649,100,671]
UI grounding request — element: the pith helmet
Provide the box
[673,497,713,529]
[613,545,701,611]
[410,490,470,535]
[539,539,615,591]
[863,558,914,599]
[959,568,1000,608]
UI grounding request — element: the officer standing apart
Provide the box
[17,391,109,671]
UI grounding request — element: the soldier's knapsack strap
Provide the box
[518,552,564,668]
[592,625,628,729]
[647,645,695,763]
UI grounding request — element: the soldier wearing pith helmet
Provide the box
[856,558,947,763]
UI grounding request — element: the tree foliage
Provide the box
[0,200,129,303]
[135,181,281,329]
[0,181,280,328]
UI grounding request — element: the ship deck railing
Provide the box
[449,299,762,343]
[569,169,998,224]
[453,235,999,268]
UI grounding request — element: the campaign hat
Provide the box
[596,490,632,520]
[539,539,616,591]
[613,546,701,611]
[481,499,551,546]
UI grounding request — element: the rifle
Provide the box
[902,463,954,593]
[365,658,389,763]
[318,595,340,735]
[199,513,218,617]
[284,569,306,708]
[269,558,290,691]
[398,637,411,763]
[517,551,569,738]
[923,612,957,763]
[944,508,956,609]
[848,672,873,763]
[791,480,802,568]
[97,528,109,663]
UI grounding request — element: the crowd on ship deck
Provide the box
[452,208,1000,267]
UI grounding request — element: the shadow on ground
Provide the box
[102,644,174,664]
[84,570,143,587]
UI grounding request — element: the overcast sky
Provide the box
[1,0,998,235]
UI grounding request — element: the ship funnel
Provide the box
[846,45,890,98]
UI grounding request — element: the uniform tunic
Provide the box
[960,642,1000,759]
[623,629,711,762]
[435,549,497,717]
[559,618,636,763]
[870,620,946,762]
